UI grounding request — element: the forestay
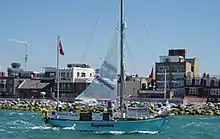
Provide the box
[76,38,118,101]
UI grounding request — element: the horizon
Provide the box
[1,0,220,76]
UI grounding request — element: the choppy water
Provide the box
[0,110,219,139]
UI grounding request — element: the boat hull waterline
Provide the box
[45,116,172,133]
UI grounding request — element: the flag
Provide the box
[59,40,64,55]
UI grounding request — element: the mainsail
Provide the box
[76,36,118,101]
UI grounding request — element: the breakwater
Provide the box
[0,99,220,116]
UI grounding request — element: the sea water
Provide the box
[0,110,219,139]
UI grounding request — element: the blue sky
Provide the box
[0,0,220,76]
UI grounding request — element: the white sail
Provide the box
[76,38,118,101]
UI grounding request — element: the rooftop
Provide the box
[18,79,50,90]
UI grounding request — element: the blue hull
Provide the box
[45,116,172,133]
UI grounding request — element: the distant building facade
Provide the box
[0,76,24,97]
[44,63,95,100]
[185,73,220,103]
[155,49,200,98]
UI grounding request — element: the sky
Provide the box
[0,0,220,76]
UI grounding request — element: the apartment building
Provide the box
[155,49,199,98]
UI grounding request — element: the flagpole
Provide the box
[56,36,60,102]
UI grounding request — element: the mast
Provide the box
[164,69,167,99]
[56,36,60,102]
[119,0,125,117]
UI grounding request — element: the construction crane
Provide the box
[8,39,34,71]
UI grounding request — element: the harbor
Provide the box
[1,0,220,138]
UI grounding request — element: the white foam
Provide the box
[83,130,159,135]
[62,126,76,130]
[30,126,59,131]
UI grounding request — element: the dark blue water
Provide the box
[0,110,219,139]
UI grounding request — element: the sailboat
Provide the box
[42,0,172,133]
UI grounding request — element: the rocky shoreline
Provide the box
[0,99,220,116]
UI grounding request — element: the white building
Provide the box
[44,64,95,83]
[44,64,95,100]
[59,67,95,83]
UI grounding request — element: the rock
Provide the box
[196,109,202,115]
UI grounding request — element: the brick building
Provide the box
[185,73,220,103]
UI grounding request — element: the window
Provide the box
[210,89,220,95]
[81,72,86,77]
[210,90,215,95]
[189,87,198,95]
[173,74,184,80]
[9,88,12,93]
[157,75,164,80]
[175,65,184,72]
[49,73,55,77]
[156,82,164,89]
[164,58,169,62]
[194,78,200,85]
[66,72,69,78]
[158,66,163,72]
[60,83,66,89]
[61,93,65,98]
[186,79,192,85]
[214,79,218,86]
[67,83,71,89]
[206,79,211,86]
[77,72,80,77]
[164,66,169,72]
[172,82,179,88]
[61,72,65,78]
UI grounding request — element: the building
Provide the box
[185,73,220,103]
[118,75,143,97]
[138,90,174,99]
[116,72,157,98]
[10,63,95,100]
[0,68,24,97]
[0,76,24,97]
[44,63,95,101]
[7,62,23,77]
[17,78,54,99]
[155,49,200,98]
[185,58,200,77]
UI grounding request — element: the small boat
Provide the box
[42,0,173,133]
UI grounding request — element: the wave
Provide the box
[29,125,159,135]
[30,126,59,131]
[79,130,159,135]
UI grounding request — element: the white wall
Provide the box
[159,56,184,63]
[73,67,95,79]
